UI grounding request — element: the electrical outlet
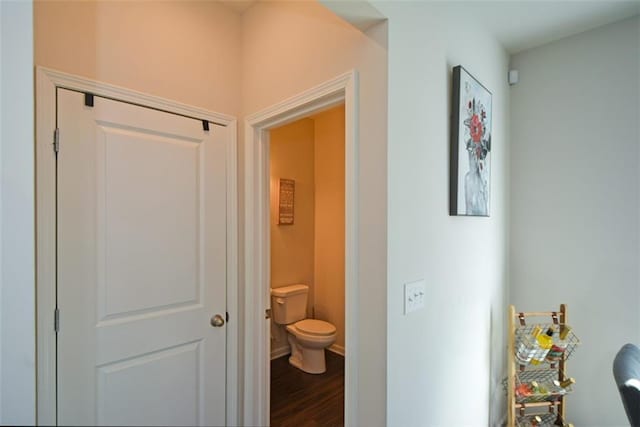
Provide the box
[404,280,426,314]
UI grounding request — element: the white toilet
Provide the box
[271,284,337,374]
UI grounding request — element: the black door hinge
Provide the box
[54,307,60,333]
[53,128,60,154]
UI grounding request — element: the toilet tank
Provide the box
[270,284,308,325]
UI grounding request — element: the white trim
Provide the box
[35,68,58,427]
[270,346,290,361]
[35,67,239,426]
[224,118,239,426]
[243,70,359,427]
[36,67,235,126]
[328,344,346,357]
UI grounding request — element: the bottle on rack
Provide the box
[546,377,575,401]
[516,325,542,364]
[517,416,543,427]
[515,381,542,400]
[515,382,533,399]
[530,380,550,397]
[546,325,572,363]
[530,327,555,365]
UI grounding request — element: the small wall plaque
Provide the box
[278,178,295,225]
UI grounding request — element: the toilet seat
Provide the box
[292,319,336,336]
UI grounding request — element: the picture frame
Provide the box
[278,178,295,225]
[449,65,492,217]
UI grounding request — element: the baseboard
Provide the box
[273,344,344,359]
[270,345,290,360]
[328,344,345,356]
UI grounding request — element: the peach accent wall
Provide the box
[34,0,241,116]
[313,105,345,352]
[269,118,315,354]
[268,106,346,357]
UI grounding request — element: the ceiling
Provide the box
[468,1,640,53]
[218,0,640,54]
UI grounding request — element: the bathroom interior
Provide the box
[268,104,346,426]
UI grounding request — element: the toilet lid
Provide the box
[294,319,336,336]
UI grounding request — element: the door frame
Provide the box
[35,67,239,426]
[243,70,359,426]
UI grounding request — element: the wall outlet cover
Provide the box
[404,280,426,314]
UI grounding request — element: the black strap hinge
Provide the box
[84,93,94,107]
[202,120,210,131]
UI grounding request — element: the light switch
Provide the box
[404,280,426,314]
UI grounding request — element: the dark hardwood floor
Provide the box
[270,351,344,427]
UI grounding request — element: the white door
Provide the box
[56,88,227,426]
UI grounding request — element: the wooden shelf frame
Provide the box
[508,304,569,427]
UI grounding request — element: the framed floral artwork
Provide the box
[449,65,492,217]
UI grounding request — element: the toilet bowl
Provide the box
[270,284,338,374]
[286,319,336,374]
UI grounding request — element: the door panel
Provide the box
[98,126,201,319]
[96,341,201,426]
[57,88,227,426]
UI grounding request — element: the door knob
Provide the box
[210,314,225,327]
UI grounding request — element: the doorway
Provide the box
[243,71,358,426]
[268,105,346,426]
[35,68,239,426]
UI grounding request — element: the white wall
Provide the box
[374,2,510,425]
[0,1,35,425]
[0,3,3,420]
[241,3,388,424]
[510,17,640,426]
[35,0,241,116]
